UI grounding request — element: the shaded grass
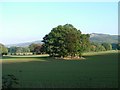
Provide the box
[2,51,118,88]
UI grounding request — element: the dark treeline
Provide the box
[88,42,112,52]
[1,42,119,56]
[0,43,45,56]
[0,40,119,56]
[7,43,45,55]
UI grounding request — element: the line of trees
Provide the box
[7,43,45,55]
[29,43,45,54]
[88,42,113,52]
[1,42,117,56]
[5,42,118,56]
[8,46,31,55]
[0,43,45,56]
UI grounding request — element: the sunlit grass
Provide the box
[83,50,118,56]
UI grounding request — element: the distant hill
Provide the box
[90,33,118,44]
[6,33,119,47]
[6,40,42,47]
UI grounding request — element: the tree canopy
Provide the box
[42,24,90,58]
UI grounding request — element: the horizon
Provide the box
[0,2,118,45]
[5,32,118,45]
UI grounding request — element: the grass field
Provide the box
[2,51,118,88]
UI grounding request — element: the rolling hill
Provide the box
[90,33,118,44]
[6,40,42,47]
[6,33,118,47]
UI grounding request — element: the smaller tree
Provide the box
[22,47,30,53]
[100,46,106,51]
[111,43,118,50]
[34,44,43,54]
[102,43,112,51]
[0,43,8,55]
[29,43,43,54]
[16,47,23,53]
[9,46,17,55]
[117,43,120,50]
[89,42,106,52]
[29,43,37,54]
[90,44,96,52]
[96,44,106,52]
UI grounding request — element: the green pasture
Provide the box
[2,51,118,88]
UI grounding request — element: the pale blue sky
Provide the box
[0,2,118,44]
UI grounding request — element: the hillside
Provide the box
[90,33,118,44]
[6,40,42,47]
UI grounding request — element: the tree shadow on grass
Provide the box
[2,55,60,64]
[2,56,12,59]
[2,55,50,60]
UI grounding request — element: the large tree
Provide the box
[42,24,90,58]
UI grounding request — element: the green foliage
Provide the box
[102,43,112,51]
[111,43,118,50]
[29,43,44,54]
[34,44,43,54]
[29,43,37,53]
[80,34,90,52]
[0,43,8,55]
[8,46,30,55]
[22,47,30,53]
[8,46,17,55]
[90,44,96,52]
[117,43,120,50]
[89,42,112,52]
[42,24,90,57]
[16,47,23,53]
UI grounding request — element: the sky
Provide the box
[0,2,118,45]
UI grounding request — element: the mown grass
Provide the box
[2,51,118,88]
